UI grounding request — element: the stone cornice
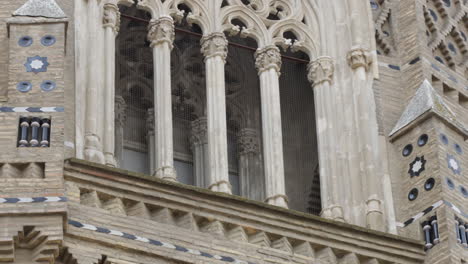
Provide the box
[307,56,334,87]
[254,45,282,74]
[147,16,175,49]
[200,33,228,62]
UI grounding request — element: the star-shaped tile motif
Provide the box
[447,154,461,175]
[408,156,426,177]
[24,55,49,73]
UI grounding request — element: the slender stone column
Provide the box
[307,57,344,221]
[84,0,105,163]
[147,16,177,181]
[200,33,231,193]
[146,108,155,174]
[102,3,120,167]
[114,96,127,168]
[237,128,263,201]
[190,117,208,188]
[347,47,384,231]
[254,45,287,208]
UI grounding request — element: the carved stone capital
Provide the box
[146,108,155,134]
[347,47,373,71]
[237,128,260,155]
[190,117,208,146]
[115,95,127,127]
[201,33,228,61]
[254,45,282,74]
[307,56,334,87]
[103,3,120,33]
[147,16,175,49]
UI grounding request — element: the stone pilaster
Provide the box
[307,56,344,222]
[190,117,208,188]
[147,16,177,181]
[346,47,384,231]
[146,108,155,174]
[114,96,127,168]
[102,3,120,167]
[237,128,263,201]
[254,45,287,208]
[200,33,232,194]
[84,0,105,164]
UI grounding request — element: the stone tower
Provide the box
[0,0,466,263]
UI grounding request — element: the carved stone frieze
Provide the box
[347,47,373,71]
[115,95,127,127]
[307,56,334,87]
[190,117,208,146]
[200,33,228,61]
[103,3,120,33]
[147,16,175,49]
[254,45,282,74]
[237,128,260,155]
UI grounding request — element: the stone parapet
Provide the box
[63,158,426,264]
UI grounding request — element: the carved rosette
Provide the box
[347,47,373,71]
[307,56,334,87]
[103,3,120,33]
[115,96,127,127]
[200,33,228,62]
[237,128,259,156]
[147,16,175,49]
[190,117,208,147]
[145,108,155,134]
[254,45,282,74]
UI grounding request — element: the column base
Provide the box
[104,153,117,167]
[320,207,333,219]
[208,180,232,194]
[366,197,384,231]
[153,166,177,181]
[265,194,288,208]
[84,134,105,164]
[330,205,346,222]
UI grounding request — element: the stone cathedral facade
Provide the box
[0,0,467,263]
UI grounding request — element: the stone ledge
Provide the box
[64,158,426,263]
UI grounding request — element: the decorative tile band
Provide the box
[68,219,254,264]
[397,200,468,227]
[0,107,64,113]
[0,196,67,203]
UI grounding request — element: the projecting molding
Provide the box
[13,0,66,18]
[390,79,468,139]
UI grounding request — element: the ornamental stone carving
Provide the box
[200,33,228,61]
[254,45,282,74]
[307,56,334,87]
[347,47,373,71]
[147,16,175,49]
[146,108,155,134]
[115,96,127,127]
[103,3,120,33]
[190,117,208,146]
[237,128,260,155]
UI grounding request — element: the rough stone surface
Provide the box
[13,0,66,18]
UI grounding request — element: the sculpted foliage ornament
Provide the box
[254,45,282,74]
[201,33,228,61]
[147,16,175,49]
[238,129,260,155]
[103,3,120,33]
[347,47,373,71]
[307,57,334,86]
[190,117,208,146]
[115,96,127,127]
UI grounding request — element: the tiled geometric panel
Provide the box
[68,219,255,264]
